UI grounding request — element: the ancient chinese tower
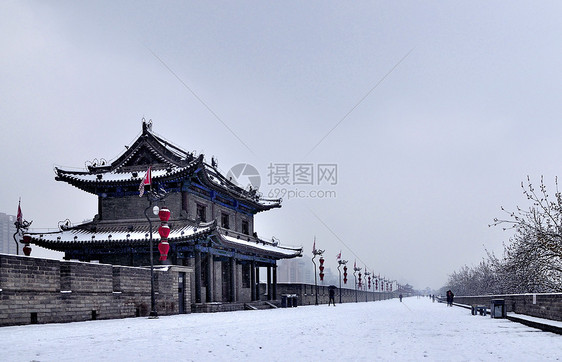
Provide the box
[26,120,302,304]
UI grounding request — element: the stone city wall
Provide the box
[0,254,192,327]
[453,293,562,321]
[262,283,398,305]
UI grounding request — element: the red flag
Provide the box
[139,167,152,197]
[312,236,316,253]
[16,199,22,224]
[336,251,341,260]
[143,166,152,186]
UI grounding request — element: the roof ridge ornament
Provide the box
[58,219,72,231]
[85,158,107,171]
[142,118,153,133]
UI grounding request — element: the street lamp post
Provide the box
[312,248,324,306]
[353,264,361,303]
[337,259,347,304]
[13,201,32,256]
[365,270,370,302]
[142,184,169,319]
[144,202,159,318]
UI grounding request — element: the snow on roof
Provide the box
[203,164,281,208]
[58,167,186,183]
[220,234,302,258]
[30,222,213,245]
[153,134,192,160]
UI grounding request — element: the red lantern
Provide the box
[158,241,169,261]
[368,276,371,289]
[358,272,362,288]
[158,207,171,222]
[158,224,170,239]
[343,266,348,284]
[22,235,32,256]
[319,257,325,281]
[157,207,171,261]
[375,279,378,290]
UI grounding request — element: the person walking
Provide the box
[328,287,336,306]
[399,294,403,302]
[446,290,455,307]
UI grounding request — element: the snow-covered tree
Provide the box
[443,176,562,295]
[492,176,562,292]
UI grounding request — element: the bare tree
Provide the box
[444,259,500,296]
[444,177,562,295]
[491,176,562,292]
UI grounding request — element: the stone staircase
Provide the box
[192,300,280,313]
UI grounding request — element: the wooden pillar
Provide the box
[206,253,213,302]
[230,257,236,303]
[255,266,260,301]
[194,250,202,303]
[250,260,256,301]
[267,266,272,301]
[272,264,277,300]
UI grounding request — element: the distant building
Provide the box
[0,213,17,255]
[322,266,339,286]
[277,258,314,284]
[277,256,341,286]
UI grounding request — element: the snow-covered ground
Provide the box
[1,297,561,361]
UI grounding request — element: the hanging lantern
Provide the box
[23,244,32,256]
[368,276,371,289]
[158,224,170,239]
[158,207,171,222]
[319,256,325,281]
[158,241,170,261]
[343,265,348,284]
[157,207,171,261]
[358,272,362,289]
[22,235,32,256]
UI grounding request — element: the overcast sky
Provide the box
[2,1,562,290]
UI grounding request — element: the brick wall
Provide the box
[100,193,182,221]
[453,294,562,321]
[0,254,193,327]
[262,283,398,305]
[186,193,254,235]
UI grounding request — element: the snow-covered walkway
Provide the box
[1,297,560,361]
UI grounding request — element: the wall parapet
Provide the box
[261,283,399,305]
[0,254,192,327]
[452,293,562,322]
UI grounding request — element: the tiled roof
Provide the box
[25,221,302,259]
[26,220,214,249]
[218,233,302,258]
[54,122,281,211]
[56,163,196,184]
